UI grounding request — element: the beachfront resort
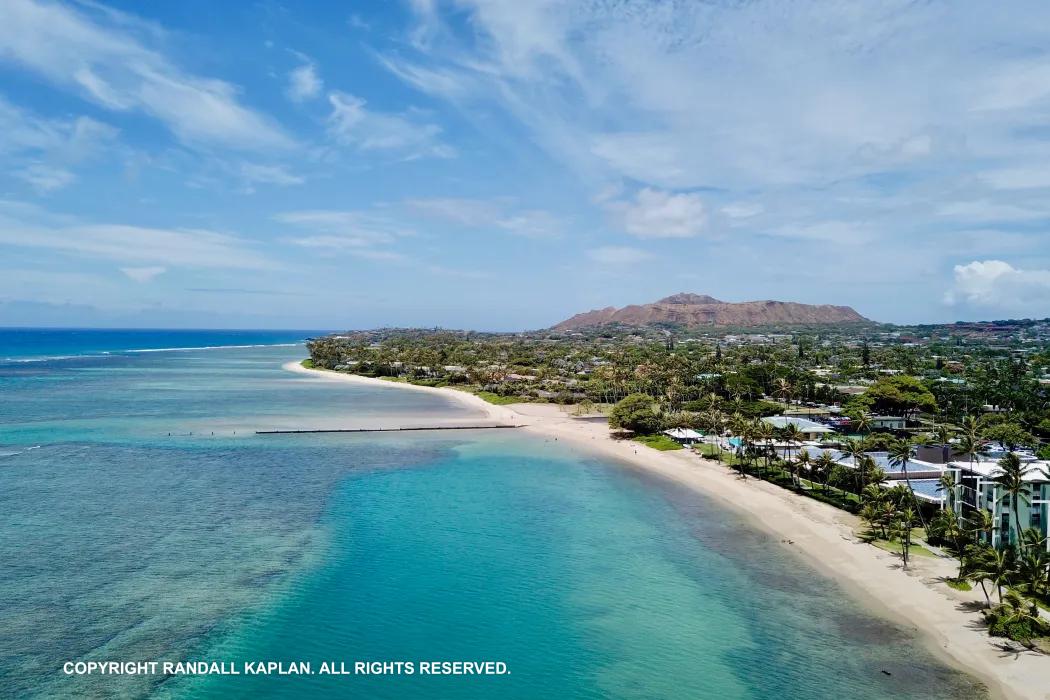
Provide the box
[308,322,1050,649]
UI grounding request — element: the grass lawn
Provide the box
[473,391,523,405]
[694,443,738,464]
[300,359,314,369]
[946,578,972,591]
[870,538,937,558]
[633,434,684,451]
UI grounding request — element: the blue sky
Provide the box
[2,0,1050,329]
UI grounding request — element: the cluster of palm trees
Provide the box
[715,415,1049,625]
[858,484,920,567]
[700,414,892,504]
[947,511,1050,643]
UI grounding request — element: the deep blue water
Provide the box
[0,333,985,699]
[0,327,327,362]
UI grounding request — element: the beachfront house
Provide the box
[761,416,834,437]
[663,428,703,445]
[947,458,1050,552]
[869,415,906,431]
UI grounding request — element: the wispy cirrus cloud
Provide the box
[326,91,454,160]
[0,200,273,270]
[0,95,120,192]
[16,164,76,193]
[0,0,292,151]
[376,0,1050,323]
[405,197,562,237]
[121,266,166,283]
[276,209,412,257]
[286,59,322,103]
[587,246,652,266]
[239,163,304,187]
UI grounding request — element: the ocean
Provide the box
[0,329,984,699]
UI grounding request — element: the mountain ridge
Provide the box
[554,293,870,329]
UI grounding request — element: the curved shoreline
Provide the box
[289,362,1049,700]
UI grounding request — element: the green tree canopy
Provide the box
[854,375,937,417]
[982,422,1036,451]
[609,393,662,434]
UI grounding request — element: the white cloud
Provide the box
[389,0,999,190]
[240,163,304,186]
[0,98,119,159]
[286,62,322,102]
[936,200,1049,223]
[405,197,502,226]
[326,91,454,159]
[276,209,410,257]
[0,97,119,192]
[376,54,474,101]
[0,201,272,269]
[586,246,652,265]
[972,61,1050,112]
[0,0,291,150]
[348,15,371,31]
[767,221,874,245]
[590,133,695,189]
[605,188,706,239]
[121,266,166,282]
[981,167,1050,191]
[16,164,76,193]
[496,210,561,238]
[721,202,764,220]
[405,197,561,237]
[426,264,492,279]
[944,260,1050,310]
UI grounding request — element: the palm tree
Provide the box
[959,544,991,605]
[966,509,994,547]
[993,452,1031,553]
[956,432,987,479]
[814,451,837,492]
[793,449,811,490]
[860,485,888,538]
[754,420,776,474]
[841,439,867,492]
[841,438,865,469]
[781,422,804,463]
[853,412,872,435]
[866,464,887,489]
[1015,530,1050,600]
[971,546,1015,603]
[735,421,755,478]
[936,511,969,580]
[994,591,1044,641]
[889,437,929,536]
[930,423,953,447]
[701,409,725,462]
[895,507,916,569]
[936,471,957,512]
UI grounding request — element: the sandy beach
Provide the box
[286,362,1050,700]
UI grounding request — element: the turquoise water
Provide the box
[0,336,984,699]
[0,328,326,361]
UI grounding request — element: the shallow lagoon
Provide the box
[0,336,984,699]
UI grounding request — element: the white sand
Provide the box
[288,362,1050,699]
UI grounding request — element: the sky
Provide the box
[2,0,1050,330]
